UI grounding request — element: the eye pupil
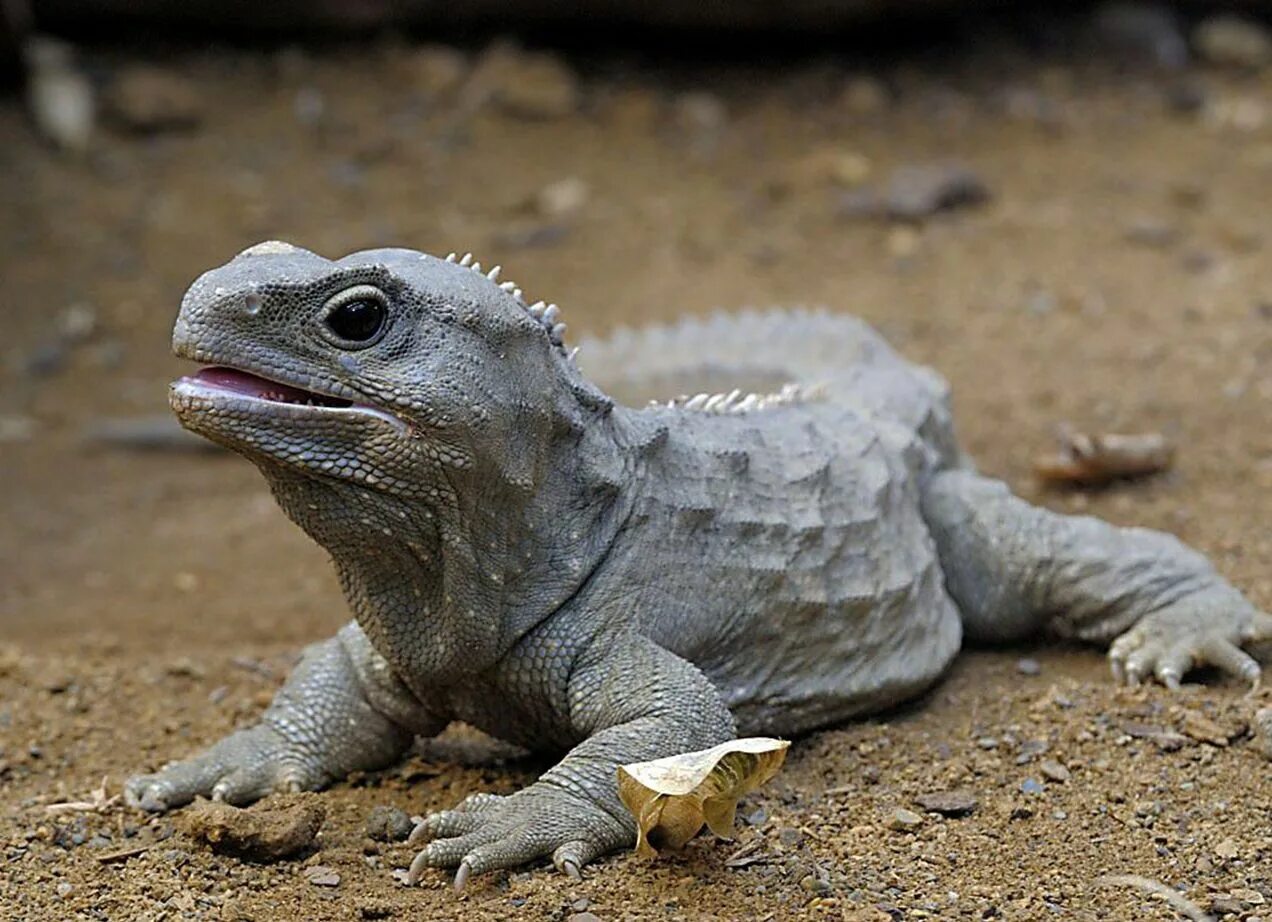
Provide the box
[326,299,385,342]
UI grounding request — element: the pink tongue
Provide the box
[193,367,314,403]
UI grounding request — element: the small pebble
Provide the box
[671,91,727,135]
[357,899,395,919]
[914,790,978,817]
[840,75,890,116]
[778,827,804,847]
[1020,778,1045,795]
[491,50,580,120]
[888,808,924,830]
[1091,2,1188,69]
[55,882,73,898]
[304,864,341,887]
[529,178,589,219]
[104,65,203,132]
[840,162,990,221]
[1039,760,1071,783]
[566,913,602,922]
[0,416,36,443]
[407,44,468,98]
[24,37,95,152]
[24,341,69,377]
[365,805,414,843]
[1194,15,1272,69]
[1125,220,1180,249]
[799,873,832,894]
[1215,837,1240,860]
[1015,658,1042,676]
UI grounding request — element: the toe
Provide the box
[414,830,490,869]
[407,830,502,885]
[1124,646,1159,686]
[125,776,175,812]
[1200,637,1261,684]
[553,838,605,877]
[126,756,229,812]
[409,808,484,845]
[1243,610,1272,644]
[1153,644,1195,691]
[1108,632,1143,684]
[210,767,275,806]
[458,830,547,878]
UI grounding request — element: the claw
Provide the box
[453,859,472,892]
[407,847,430,886]
[407,820,430,847]
[561,858,581,881]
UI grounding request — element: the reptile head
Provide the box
[171,241,602,498]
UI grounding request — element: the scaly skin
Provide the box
[126,242,1272,887]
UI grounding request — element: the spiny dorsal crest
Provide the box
[443,251,575,361]
[656,382,825,415]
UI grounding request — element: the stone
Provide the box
[408,45,468,98]
[303,864,340,886]
[1091,2,1188,69]
[913,790,978,817]
[1039,760,1071,783]
[364,805,414,842]
[490,50,580,120]
[1194,15,1272,70]
[888,807,923,830]
[181,795,324,862]
[105,65,203,133]
[840,162,990,221]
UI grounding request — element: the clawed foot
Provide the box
[406,783,632,890]
[125,724,328,812]
[1108,588,1272,690]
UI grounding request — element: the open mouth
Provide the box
[171,366,409,435]
[184,367,354,408]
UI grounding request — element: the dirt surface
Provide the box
[3,16,1272,922]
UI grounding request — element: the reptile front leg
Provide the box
[126,622,444,810]
[923,470,1272,687]
[408,628,736,887]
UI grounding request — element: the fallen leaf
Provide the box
[1034,428,1173,487]
[617,737,789,858]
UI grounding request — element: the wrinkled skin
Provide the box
[126,242,1272,887]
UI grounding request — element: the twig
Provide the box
[1094,874,1214,922]
[45,776,120,815]
[96,844,151,864]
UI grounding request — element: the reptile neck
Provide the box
[259,401,638,685]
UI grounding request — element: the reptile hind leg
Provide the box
[921,470,1272,688]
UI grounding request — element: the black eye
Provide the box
[326,298,385,343]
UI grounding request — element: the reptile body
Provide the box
[126,242,1272,885]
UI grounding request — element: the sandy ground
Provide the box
[2,16,1272,921]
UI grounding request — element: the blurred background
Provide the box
[2,2,1271,920]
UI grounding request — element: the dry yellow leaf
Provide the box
[617,737,790,858]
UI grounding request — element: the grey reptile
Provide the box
[125,241,1272,888]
